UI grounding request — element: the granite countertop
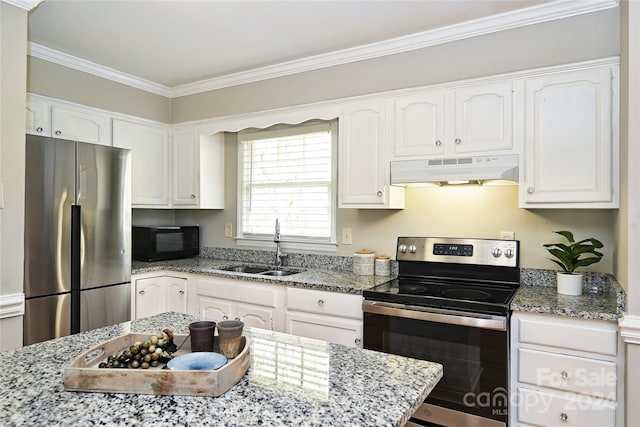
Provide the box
[132,257,395,294]
[511,269,626,322]
[0,312,442,427]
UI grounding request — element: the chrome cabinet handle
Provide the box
[561,370,568,379]
[527,187,534,194]
[317,299,325,306]
[435,140,442,146]
[36,127,43,133]
[455,138,461,144]
[560,412,568,422]
[376,190,383,197]
[55,130,62,136]
[354,338,361,346]
[179,289,185,295]
[138,290,145,295]
[190,194,196,199]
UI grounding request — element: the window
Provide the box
[237,120,337,251]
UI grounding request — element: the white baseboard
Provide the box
[0,293,25,319]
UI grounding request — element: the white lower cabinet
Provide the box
[189,276,286,331]
[286,287,363,347]
[133,275,187,319]
[510,312,623,427]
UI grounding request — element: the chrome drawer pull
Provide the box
[560,412,568,422]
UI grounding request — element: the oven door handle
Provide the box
[362,300,507,331]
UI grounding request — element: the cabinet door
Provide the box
[113,119,171,206]
[454,82,513,154]
[135,278,167,319]
[286,311,363,347]
[26,95,51,136]
[51,105,111,146]
[236,303,274,330]
[197,296,233,322]
[394,92,445,157]
[340,101,403,208]
[521,67,616,207]
[165,277,187,314]
[172,128,200,206]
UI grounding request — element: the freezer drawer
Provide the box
[80,283,131,332]
[24,294,71,346]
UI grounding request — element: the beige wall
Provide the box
[172,8,619,123]
[618,0,640,313]
[170,136,616,272]
[0,2,27,350]
[27,57,172,123]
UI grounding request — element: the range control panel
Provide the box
[396,237,519,267]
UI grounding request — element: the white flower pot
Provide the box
[556,272,583,296]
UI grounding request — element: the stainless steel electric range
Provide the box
[363,237,520,427]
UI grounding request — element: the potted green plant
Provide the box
[543,230,604,295]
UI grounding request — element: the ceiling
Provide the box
[25,0,610,96]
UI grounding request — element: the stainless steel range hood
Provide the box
[390,154,519,185]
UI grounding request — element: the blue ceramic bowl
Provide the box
[167,352,227,371]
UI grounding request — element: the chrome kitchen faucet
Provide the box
[274,218,287,267]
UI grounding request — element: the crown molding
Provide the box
[2,0,42,11]
[28,43,172,97]
[27,0,618,98]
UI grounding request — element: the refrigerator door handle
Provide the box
[71,204,81,334]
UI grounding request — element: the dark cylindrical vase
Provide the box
[188,321,216,352]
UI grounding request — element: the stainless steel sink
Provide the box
[220,265,304,276]
[258,270,299,277]
[222,266,268,274]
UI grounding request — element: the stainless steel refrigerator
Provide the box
[24,134,132,345]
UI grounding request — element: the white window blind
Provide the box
[238,121,336,244]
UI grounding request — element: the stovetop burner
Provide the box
[441,288,491,301]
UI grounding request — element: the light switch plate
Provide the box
[224,223,233,237]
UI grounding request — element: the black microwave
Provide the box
[132,226,199,261]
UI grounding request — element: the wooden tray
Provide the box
[63,333,250,396]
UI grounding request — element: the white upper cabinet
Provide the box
[339,101,404,209]
[26,95,52,137]
[171,128,225,209]
[520,66,618,208]
[454,82,514,154]
[172,127,200,206]
[394,92,445,157]
[27,94,111,146]
[113,118,171,206]
[393,82,514,158]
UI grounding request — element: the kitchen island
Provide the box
[0,312,442,427]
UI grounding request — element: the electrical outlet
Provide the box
[342,228,353,245]
[224,223,233,237]
[500,231,515,240]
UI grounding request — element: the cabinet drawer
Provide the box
[286,311,362,347]
[517,314,617,356]
[518,348,616,399]
[517,387,616,426]
[287,288,362,319]
[196,278,281,307]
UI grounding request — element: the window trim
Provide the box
[235,120,338,253]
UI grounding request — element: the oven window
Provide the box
[364,313,508,422]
